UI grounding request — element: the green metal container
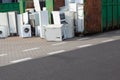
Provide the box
[0,3,20,13]
[102,0,120,31]
[0,0,25,13]
[118,0,120,27]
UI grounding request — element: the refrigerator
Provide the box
[69,3,84,33]
[8,11,17,35]
[38,10,49,38]
[17,14,23,36]
[65,11,75,38]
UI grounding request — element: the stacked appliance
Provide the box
[38,10,49,38]
[69,2,84,33]
[23,12,29,25]
[77,4,84,33]
[52,11,74,39]
[17,14,23,36]
[0,13,10,37]
[20,24,31,38]
[17,12,32,38]
[52,11,68,39]
[29,10,49,38]
[52,11,66,24]
[0,26,8,38]
[45,24,66,41]
[26,8,35,13]
[45,11,68,41]
[29,12,40,36]
[64,11,75,38]
[33,0,41,12]
[65,0,84,6]
[8,11,17,35]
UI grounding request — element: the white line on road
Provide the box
[10,57,32,64]
[52,42,67,46]
[99,34,106,37]
[115,31,120,34]
[0,54,7,57]
[22,47,40,52]
[48,50,66,55]
[78,38,89,41]
[101,39,115,43]
[77,44,93,48]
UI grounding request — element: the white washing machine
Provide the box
[0,26,7,38]
[20,24,31,38]
[0,12,10,36]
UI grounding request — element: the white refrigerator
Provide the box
[38,10,49,38]
[8,11,17,35]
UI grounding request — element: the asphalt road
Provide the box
[0,40,120,80]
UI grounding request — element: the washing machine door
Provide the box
[0,30,2,34]
[24,28,30,33]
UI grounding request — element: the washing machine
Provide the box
[20,24,31,38]
[0,26,7,38]
[0,13,10,36]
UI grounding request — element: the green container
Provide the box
[118,0,120,27]
[102,0,107,31]
[0,3,20,13]
[0,0,25,13]
[102,0,120,31]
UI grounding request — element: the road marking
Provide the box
[99,34,106,37]
[0,54,7,57]
[78,38,89,41]
[77,44,93,48]
[52,42,67,46]
[10,57,32,64]
[115,31,120,34]
[101,39,115,43]
[48,50,66,55]
[22,47,40,52]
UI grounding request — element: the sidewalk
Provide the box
[0,30,120,67]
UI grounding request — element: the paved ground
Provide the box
[0,30,120,67]
[0,34,120,80]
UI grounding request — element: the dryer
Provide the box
[20,24,31,38]
[0,26,7,38]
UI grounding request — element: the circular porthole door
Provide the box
[0,31,2,34]
[24,28,29,33]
